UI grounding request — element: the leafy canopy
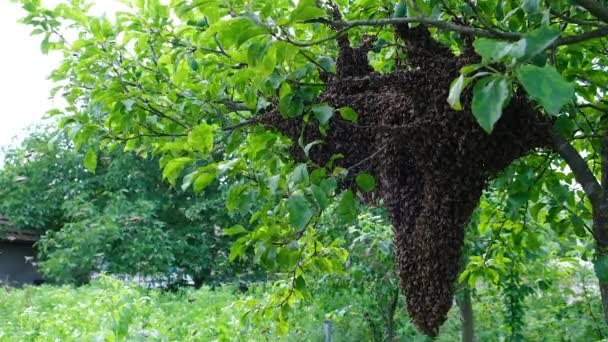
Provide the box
[13,0,608,329]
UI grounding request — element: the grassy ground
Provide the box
[0,275,606,341]
[0,276,453,341]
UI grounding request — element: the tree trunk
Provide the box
[599,280,608,323]
[386,288,399,341]
[598,131,608,322]
[457,285,475,342]
[553,130,608,323]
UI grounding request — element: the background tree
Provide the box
[0,126,255,286]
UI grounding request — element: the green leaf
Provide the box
[458,269,471,284]
[336,190,357,223]
[320,177,338,194]
[406,0,432,16]
[572,215,587,238]
[529,202,545,219]
[230,236,249,261]
[473,38,516,64]
[311,185,329,210]
[188,122,216,154]
[188,57,199,71]
[311,104,334,125]
[224,225,248,236]
[206,17,267,48]
[40,34,51,54]
[287,194,314,230]
[394,0,407,18]
[473,27,559,65]
[173,58,190,84]
[295,275,306,292]
[162,157,193,185]
[338,107,358,123]
[310,168,327,185]
[517,65,574,115]
[193,171,216,193]
[181,170,197,191]
[289,0,325,23]
[72,124,98,151]
[447,74,471,110]
[279,93,304,118]
[522,0,540,14]
[291,164,310,186]
[472,76,511,134]
[83,148,97,173]
[520,26,561,60]
[303,140,322,158]
[355,173,376,192]
[318,56,336,72]
[460,64,482,75]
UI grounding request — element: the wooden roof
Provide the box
[0,216,39,243]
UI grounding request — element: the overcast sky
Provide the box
[0,1,124,150]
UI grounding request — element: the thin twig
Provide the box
[215,100,253,112]
[102,131,186,142]
[135,103,190,129]
[213,33,232,58]
[348,145,387,171]
[299,50,332,73]
[551,9,604,27]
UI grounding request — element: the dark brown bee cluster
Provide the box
[262,25,551,336]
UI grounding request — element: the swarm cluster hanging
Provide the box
[262,24,552,336]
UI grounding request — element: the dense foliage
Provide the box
[0,128,252,285]
[9,0,608,337]
[0,272,605,341]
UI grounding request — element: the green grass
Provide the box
[0,276,445,342]
[1,275,606,341]
[0,277,380,342]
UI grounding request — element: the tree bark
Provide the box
[552,129,608,322]
[386,288,399,342]
[597,131,608,322]
[457,285,475,342]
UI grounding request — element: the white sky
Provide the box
[0,1,124,150]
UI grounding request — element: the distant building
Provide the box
[0,216,44,286]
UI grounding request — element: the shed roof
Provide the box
[0,216,39,243]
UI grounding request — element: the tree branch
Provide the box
[551,129,604,208]
[555,26,608,46]
[305,17,522,41]
[575,0,608,23]
[215,100,252,112]
[293,17,608,47]
[580,102,608,112]
[136,103,190,129]
[551,9,604,27]
[102,132,187,142]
